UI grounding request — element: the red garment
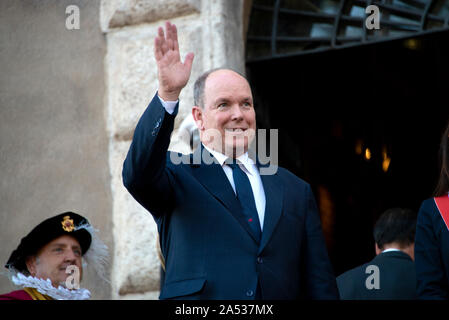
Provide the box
[434,196,449,231]
[0,290,32,300]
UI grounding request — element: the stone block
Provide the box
[109,140,161,297]
[101,0,201,32]
[105,18,202,142]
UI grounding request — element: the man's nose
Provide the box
[64,250,77,262]
[230,104,244,120]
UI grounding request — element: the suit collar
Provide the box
[201,144,256,175]
[258,171,283,254]
[375,250,413,261]
[191,145,284,248]
[254,150,283,252]
[191,145,262,243]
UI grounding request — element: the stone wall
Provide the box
[102,0,249,299]
[0,0,251,300]
[0,0,112,299]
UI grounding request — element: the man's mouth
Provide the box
[59,264,74,272]
[225,128,247,132]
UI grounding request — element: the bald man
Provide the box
[122,21,338,300]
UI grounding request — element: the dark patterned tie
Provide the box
[228,162,262,241]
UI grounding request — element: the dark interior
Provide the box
[246,29,449,275]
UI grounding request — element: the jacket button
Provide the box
[257,257,263,264]
[246,290,254,297]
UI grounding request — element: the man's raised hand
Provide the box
[155,21,194,101]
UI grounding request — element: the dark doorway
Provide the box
[246,29,449,275]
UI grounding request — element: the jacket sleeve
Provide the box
[122,93,178,218]
[415,200,449,299]
[303,184,340,299]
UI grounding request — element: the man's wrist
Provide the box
[158,89,180,102]
[157,93,178,115]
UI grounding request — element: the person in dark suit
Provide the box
[122,21,339,300]
[336,208,417,300]
[415,120,449,299]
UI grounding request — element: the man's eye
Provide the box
[243,102,251,107]
[74,250,81,257]
[218,103,227,108]
[53,248,63,253]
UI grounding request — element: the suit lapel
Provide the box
[191,146,261,243]
[258,163,284,254]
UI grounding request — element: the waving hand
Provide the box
[155,21,194,101]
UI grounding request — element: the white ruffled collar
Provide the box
[11,273,91,300]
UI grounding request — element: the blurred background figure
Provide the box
[415,120,449,299]
[337,207,417,299]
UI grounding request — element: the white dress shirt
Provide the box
[158,94,266,230]
[381,248,401,253]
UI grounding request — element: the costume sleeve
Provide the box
[415,200,449,299]
[0,290,33,300]
[122,92,178,218]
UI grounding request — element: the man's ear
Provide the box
[25,256,37,276]
[192,106,204,131]
[375,243,381,256]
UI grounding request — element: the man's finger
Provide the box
[154,37,163,61]
[165,21,171,35]
[172,23,180,53]
[183,52,194,71]
[166,22,176,51]
[166,38,174,52]
[158,27,168,55]
[158,26,165,40]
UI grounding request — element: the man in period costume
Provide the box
[0,212,108,300]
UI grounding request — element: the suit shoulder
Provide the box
[336,264,368,298]
[276,166,311,189]
[417,197,440,222]
[337,264,367,282]
[420,197,437,211]
[276,166,308,184]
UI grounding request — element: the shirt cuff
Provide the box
[157,94,178,115]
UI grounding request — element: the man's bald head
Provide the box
[193,68,250,109]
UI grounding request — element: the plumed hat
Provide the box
[5,212,108,282]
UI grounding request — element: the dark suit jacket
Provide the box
[415,198,449,299]
[122,93,339,300]
[336,251,417,300]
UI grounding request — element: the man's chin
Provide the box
[224,143,248,158]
